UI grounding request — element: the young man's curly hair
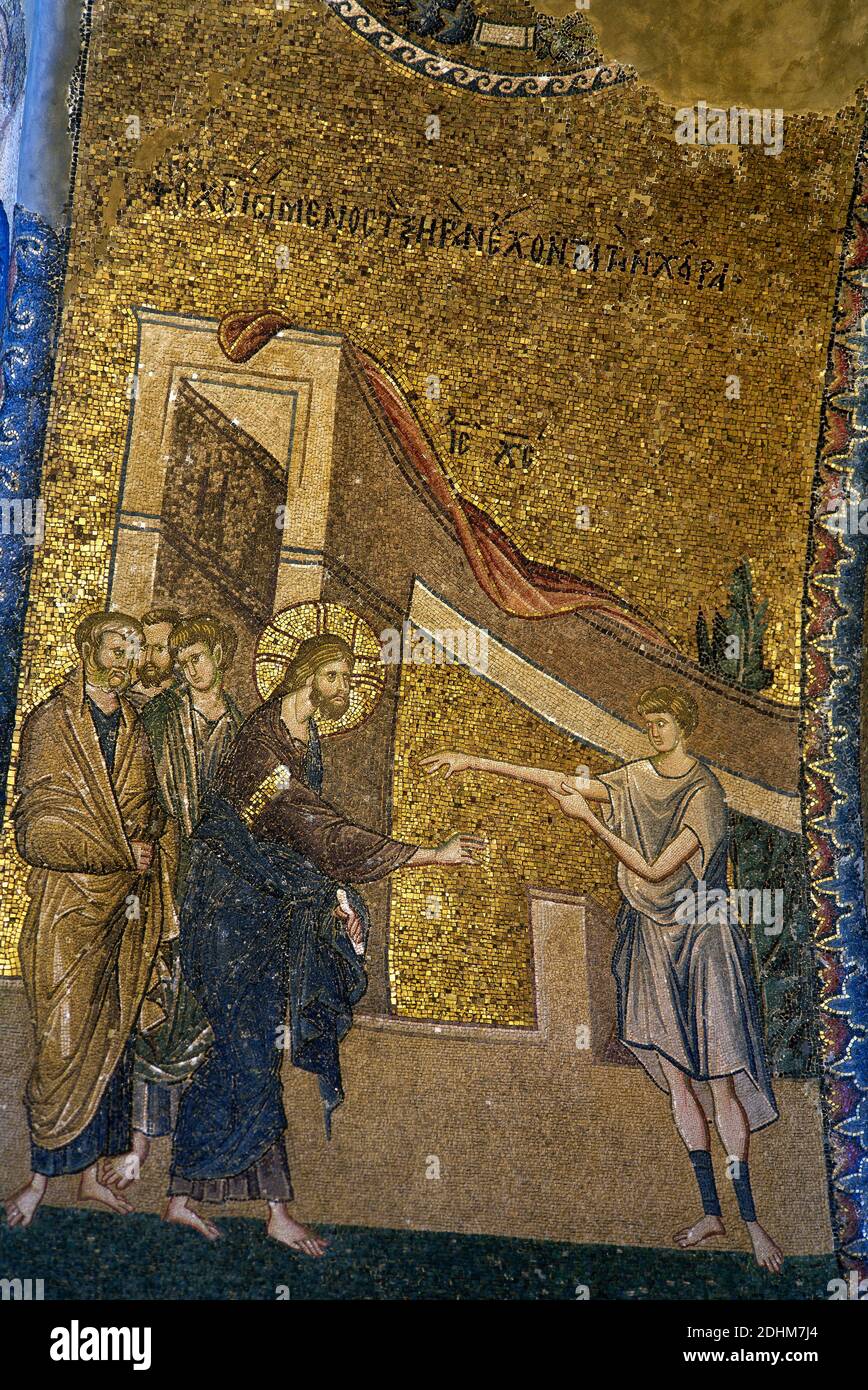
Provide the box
[169,614,238,671]
[636,684,699,738]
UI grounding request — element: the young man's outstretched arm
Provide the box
[421,750,610,800]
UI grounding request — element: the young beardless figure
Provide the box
[422,685,783,1274]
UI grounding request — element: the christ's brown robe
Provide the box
[168,695,419,1199]
[13,667,172,1150]
[215,697,418,880]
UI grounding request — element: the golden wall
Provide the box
[1,1,862,1008]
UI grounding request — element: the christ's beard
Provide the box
[315,693,350,721]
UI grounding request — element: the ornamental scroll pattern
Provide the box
[803,116,868,1278]
[323,0,633,98]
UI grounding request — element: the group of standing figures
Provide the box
[3,604,782,1270]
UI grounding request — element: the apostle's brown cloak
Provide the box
[12,667,172,1150]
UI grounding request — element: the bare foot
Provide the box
[164,1196,221,1241]
[266,1203,329,1256]
[4,1174,48,1229]
[77,1165,133,1215]
[675,1213,726,1249]
[746,1221,783,1273]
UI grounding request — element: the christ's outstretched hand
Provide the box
[421,751,471,779]
[436,833,486,865]
[335,888,365,950]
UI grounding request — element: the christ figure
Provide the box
[166,631,484,1252]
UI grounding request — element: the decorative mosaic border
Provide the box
[0,210,68,820]
[322,0,633,97]
[0,0,91,819]
[803,113,868,1277]
[0,1,864,1278]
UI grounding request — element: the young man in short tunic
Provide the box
[423,684,783,1273]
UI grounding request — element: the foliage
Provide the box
[697,559,816,1077]
[696,558,774,692]
[729,811,817,1077]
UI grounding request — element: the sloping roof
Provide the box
[218,307,674,651]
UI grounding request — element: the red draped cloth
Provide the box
[217,310,674,651]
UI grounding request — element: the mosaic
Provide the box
[0,0,867,1334]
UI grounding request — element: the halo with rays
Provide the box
[254,601,385,735]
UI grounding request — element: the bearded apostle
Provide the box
[4,611,172,1227]
[126,605,183,710]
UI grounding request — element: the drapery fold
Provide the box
[217,307,674,650]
